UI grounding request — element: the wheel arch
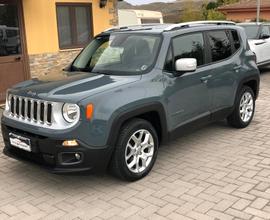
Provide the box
[236,76,260,102]
[106,102,168,148]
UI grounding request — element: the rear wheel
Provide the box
[227,86,255,128]
[110,118,159,181]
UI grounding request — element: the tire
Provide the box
[227,86,255,128]
[110,118,159,181]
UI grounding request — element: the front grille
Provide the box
[9,95,53,125]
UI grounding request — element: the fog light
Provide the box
[75,153,81,160]
[60,152,83,165]
[62,140,79,147]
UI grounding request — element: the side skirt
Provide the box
[168,107,233,142]
[168,113,210,141]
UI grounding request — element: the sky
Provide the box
[125,0,175,5]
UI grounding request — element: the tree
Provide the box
[217,0,239,5]
[206,2,219,10]
[180,0,240,22]
[203,0,239,21]
[207,9,226,20]
[180,1,204,22]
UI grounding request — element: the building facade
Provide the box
[219,0,270,22]
[0,0,118,103]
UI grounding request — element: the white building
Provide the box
[118,9,164,26]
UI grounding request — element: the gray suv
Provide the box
[1,21,260,181]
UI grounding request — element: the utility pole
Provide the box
[256,0,261,23]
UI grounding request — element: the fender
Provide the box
[236,74,260,102]
[106,102,169,147]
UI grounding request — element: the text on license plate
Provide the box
[9,133,31,152]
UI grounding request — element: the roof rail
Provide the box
[104,23,162,32]
[164,20,236,31]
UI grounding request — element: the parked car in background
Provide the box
[238,23,270,67]
[118,10,163,26]
[1,21,260,181]
[0,25,20,56]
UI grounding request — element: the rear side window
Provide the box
[231,30,241,51]
[172,33,205,66]
[207,30,232,62]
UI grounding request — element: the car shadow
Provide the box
[259,65,270,74]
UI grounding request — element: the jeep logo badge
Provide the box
[27,90,37,96]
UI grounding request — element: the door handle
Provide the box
[200,75,212,83]
[255,41,266,45]
[14,56,21,61]
[233,65,242,71]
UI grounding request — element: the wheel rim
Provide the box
[239,91,254,123]
[125,129,155,174]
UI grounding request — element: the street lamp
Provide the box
[256,0,261,23]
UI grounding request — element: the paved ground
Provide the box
[1,67,270,220]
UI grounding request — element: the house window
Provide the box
[56,3,93,49]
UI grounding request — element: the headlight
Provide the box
[5,93,10,111]
[62,103,80,123]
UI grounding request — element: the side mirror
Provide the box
[260,34,270,40]
[175,58,197,74]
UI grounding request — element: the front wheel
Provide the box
[110,118,159,181]
[227,86,255,128]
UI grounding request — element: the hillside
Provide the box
[118,0,206,23]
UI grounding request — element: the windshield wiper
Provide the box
[70,66,85,72]
[71,66,93,73]
[71,65,110,75]
[91,71,110,75]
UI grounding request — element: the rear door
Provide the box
[205,29,239,115]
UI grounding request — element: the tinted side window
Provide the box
[172,33,204,66]
[207,31,232,62]
[231,30,241,50]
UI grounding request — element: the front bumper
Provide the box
[1,123,113,174]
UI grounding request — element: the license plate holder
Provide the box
[9,133,32,152]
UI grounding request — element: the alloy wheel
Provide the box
[125,129,155,174]
[239,91,254,123]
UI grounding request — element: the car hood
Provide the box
[10,71,141,103]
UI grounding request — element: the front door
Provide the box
[0,0,29,103]
[163,32,210,132]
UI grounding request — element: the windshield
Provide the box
[240,25,260,39]
[71,33,162,75]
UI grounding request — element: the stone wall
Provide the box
[28,50,81,78]
[28,0,119,79]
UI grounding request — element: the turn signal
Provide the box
[86,104,94,120]
[62,140,79,147]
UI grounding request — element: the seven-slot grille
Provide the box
[9,95,52,125]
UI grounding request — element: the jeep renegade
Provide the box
[1,21,260,181]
